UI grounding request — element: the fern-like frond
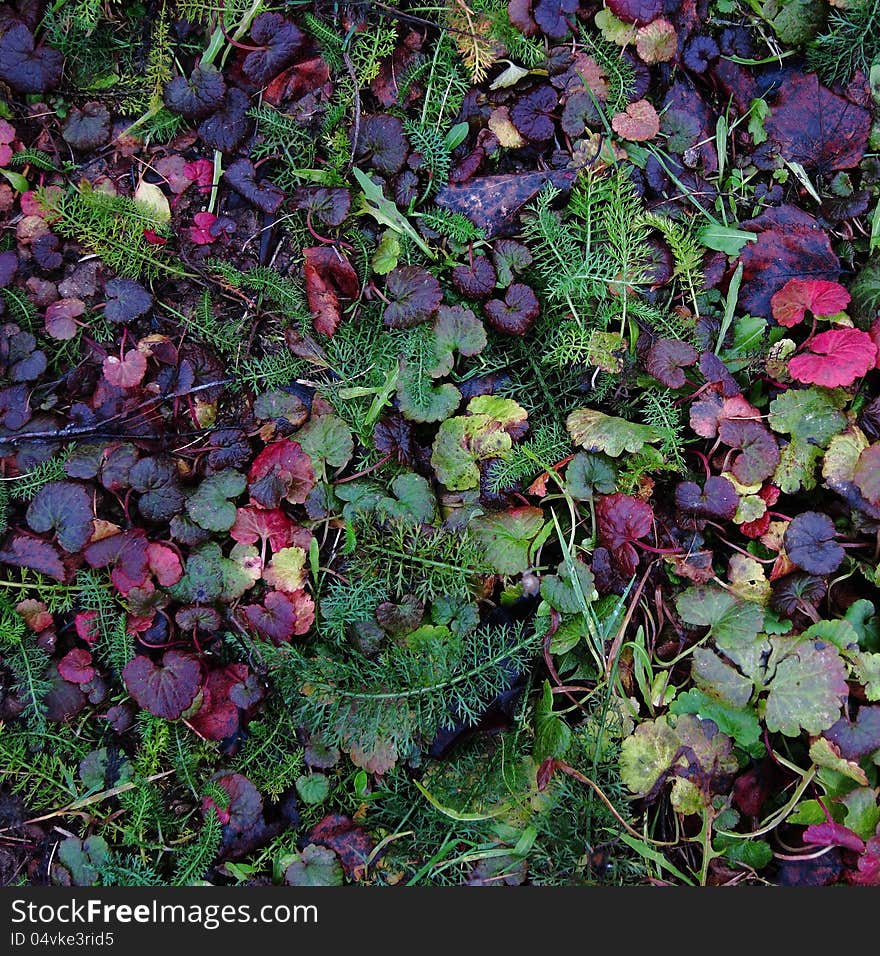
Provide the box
[171,810,222,885]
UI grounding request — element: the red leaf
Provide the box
[16,599,53,633]
[248,440,315,508]
[188,211,217,245]
[45,297,84,340]
[103,349,147,388]
[58,648,95,685]
[84,530,150,595]
[765,73,870,173]
[308,814,374,881]
[123,649,202,720]
[241,589,314,644]
[803,822,866,854]
[595,493,654,576]
[74,611,99,644]
[303,246,359,337]
[788,328,878,387]
[611,99,661,142]
[189,663,248,740]
[146,542,183,587]
[770,278,851,327]
[230,505,297,551]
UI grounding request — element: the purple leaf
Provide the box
[784,511,845,576]
[243,13,304,85]
[645,338,698,388]
[224,158,285,214]
[104,278,153,324]
[164,65,226,119]
[123,650,203,720]
[26,481,93,553]
[356,115,410,176]
[483,283,540,335]
[511,85,558,141]
[198,88,251,153]
[451,255,497,298]
[62,103,111,151]
[382,265,443,329]
[0,24,63,93]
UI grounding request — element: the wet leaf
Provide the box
[645,338,698,388]
[612,99,660,142]
[198,88,251,153]
[511,86,558,141]
[471,505,544,575]
[186,469,246,532]
[303,245,360,336]
[0,24,63,94]
[567,407,661,457]
[248,440,315,508]
[770,278,851,327]
[164,65,226,119]
[62,103,111,151]
[483,283,540,335]
[784,511,844,575]
[788,328,877,388]
[26,481,93,553]
[104,278,153,324]
[356,115,410,176]
[285,844,343,886]
[764,637,848,736]
[382,266,442,329]
[596,493,654,576]
[123,650,202,720]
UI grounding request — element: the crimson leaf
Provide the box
[123,650,202,720]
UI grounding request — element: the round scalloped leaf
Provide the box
[676,586,764,649]
[186,469,246,532]
[675,476,739,520]
[104,278,153,324]
[123,650,202,720]
[717,419,780,484]
[783,511,844,575]
[248,440,315,508]
[263,546,307,593]
[130,457,185,522]
[511,86,558,141]
[431,415,510,490]
[451,256,496,299]
[62,102,111,151]
[635,18,677,62]
[0,24,63,94]
[540,559,596,613]
[607,0,663,23]
[243,13,304,84]
[197,88,251,153]
[431,305,487,377]
[297,414,353,472]
[671,688,761,752]
[770,278,850,327]
[767,387,847,445]
[564,452,616,500]
[383,266,443,329]
[164,65,226,119]
[26,481,93,553]
[356,114,410,176]
[853,444,880,505]
[492,240,533,288]
[567,408,661,457]
[619,715,680,796]
[764,638,848,736]
[645,338,698,388]
[224,158,285,215]
[284,844,343,886]
[788,328,877,388]
[472,506,544,575]
[483,283,540,336]
[612,99,660,142]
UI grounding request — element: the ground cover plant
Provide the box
[1,0,880,889]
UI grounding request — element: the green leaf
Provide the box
[768,388,847,444]
[396,367,461,423]
[808,737,869,785]
[698,223,756,255]
[619,715,680,797]
[185,469,245,532]
[371,230,400,275]
[761,0,824,44]
[471,506,544,575]
[295,773,330,805]
[352,167,435,259]
[297,414,353,472]
[670,688,762,754]
[57,836,110,886]
[567,408,661,457]
[691,647,755,708]
[676,586,764,649]
[0,168,29,192]
[564,452,616,500]
[533,680,571,761]
[720,839,773,869]
[763,638,849,736]
[801,619,860,650]
[842,787,880,840]
[381,472,435,523]
[284,844,344,886]
[850,651,880,700]
[540,559,596,614]
[430,305,487,377]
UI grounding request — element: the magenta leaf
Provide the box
[0,534,65,581]
[123,650,202,720]
[58,648,96,685]
[770,278,851,327]
[803,822,866,854]
[788,328,877,388]
[84,530,150,594]
[595,493,654,576]
[718,419,780,484]
[26,481,93,553]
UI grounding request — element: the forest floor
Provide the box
[1,0,880,888]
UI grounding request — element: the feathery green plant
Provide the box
[0,597,51,729]
[171,810,222,885]
[38,183,182,280]
[808,0,880,84]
